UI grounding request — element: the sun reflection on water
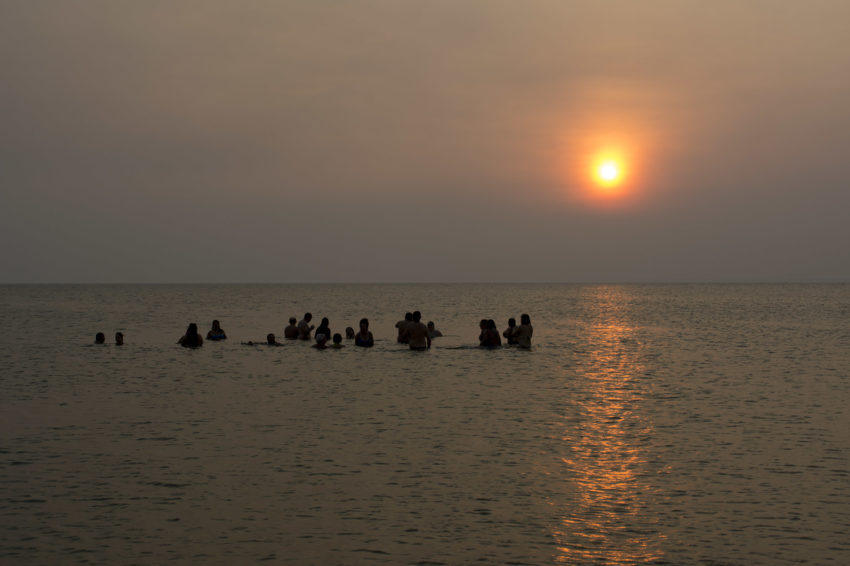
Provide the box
[552,288,666,564]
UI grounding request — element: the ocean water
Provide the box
[1,284,849,565]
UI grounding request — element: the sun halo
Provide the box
[595,160,623,187]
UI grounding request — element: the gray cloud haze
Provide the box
[2,1,849,282]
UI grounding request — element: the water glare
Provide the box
[552,287,664,563]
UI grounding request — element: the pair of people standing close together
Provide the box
[178,319,227,347]
[394,311,432,351]
[484,314,533,348]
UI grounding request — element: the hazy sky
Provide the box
[2,1,848,283]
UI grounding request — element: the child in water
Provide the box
[331,333,345,349]
[313,334,329,350]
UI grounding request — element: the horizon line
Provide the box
[1,280,848,286]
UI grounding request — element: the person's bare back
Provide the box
[284,317,299,340]
[298,313,314,340]
[407,311,431,350]
[515,314,533,348]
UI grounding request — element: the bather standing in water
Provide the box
[207,320,227,340]
[482,319,501,348]
[284,317,299,340]
[355,318,374,347]
[503,318,518,345]
[179,323,203,347]
[406,311,431,351]
[298,313,315,340]
[515,314,533,348]
[478,319,488,346]
[314,317,332,343]
[312,333,329,350]
[427,321,443,338]
[396,312,413,343]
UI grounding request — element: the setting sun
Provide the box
[598,162,620,182]
[594,159,624,188]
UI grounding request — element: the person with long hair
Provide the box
[355,318,374,347]
[179,323,203,348]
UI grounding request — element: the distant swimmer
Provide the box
[427,321,443,338]
[243,333,280,346]
[481,319,501,348]
[355,318,374,347]
[396,312,413,343]
[95,332,106,344]
[503,318,518,345]
[115,332,124,346]
[314,317,332,343]
[345,327,355,339]
[284,317,299,340]
[406,311,431,351]
[298,313,315,340]
[515,314,533,348]
[478,319,488,346]
[179,323,203,348]
[207,320,227,340]
[313,333,329,350]
[331,333,345,349]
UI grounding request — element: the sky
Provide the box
[1,1,849,283]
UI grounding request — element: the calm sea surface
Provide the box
[1,284,848,565]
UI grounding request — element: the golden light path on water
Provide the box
[551,287,666,563]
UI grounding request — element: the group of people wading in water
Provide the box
[171,312,533,350]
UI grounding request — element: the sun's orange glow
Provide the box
[592,154,627,192]
[598,162,619,182]
[551,80,666,210]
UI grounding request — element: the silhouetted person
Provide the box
[284,317,299,340]
[95,332,105,344]
[331,333,345,348]
[179,323,203,347]
[503,318,518,345]
[427,321,443,338]
[516,314,533,348]
[298,313,314,340]
[397,312,413,343]
[482,319,501,348]
[267,333,281,345]
[407,311,431,351]
[345,327,355,339]
[314,317,331,343]
[115,332,124,346]
[313,333,328,350]
[207,320,227,340]
[355,318,374,347]
[478,319,488,346]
